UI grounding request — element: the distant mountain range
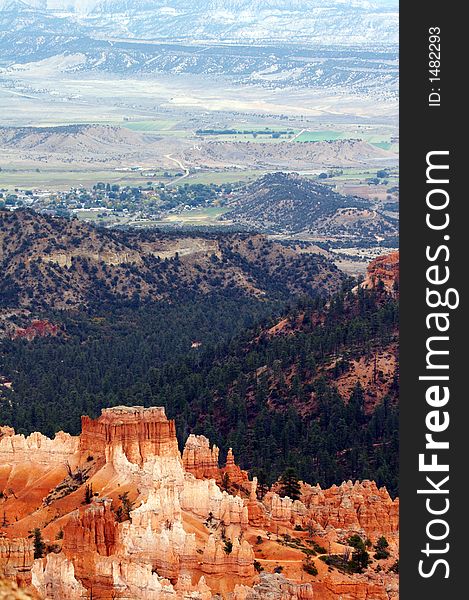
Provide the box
[0,0,398,48]
[0,1,398,93]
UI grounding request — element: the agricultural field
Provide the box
[294,129,399,152]
[302,167,399,200]
[155,206,231,226]
[122,119,192,138]
[122,119,181,131]
[0,168,180,191]
[294,130,343,142]
[181,169,262,186]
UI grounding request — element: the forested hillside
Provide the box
[0,283,398,496]
[221,172,398,246]
[0,209,342,312]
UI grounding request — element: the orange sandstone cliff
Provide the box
[0,407,398,599]
[361,251,399,294]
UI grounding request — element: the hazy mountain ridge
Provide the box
[0,0,398,47]
[0,0,398,95]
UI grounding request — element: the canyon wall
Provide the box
[0,406,398,599]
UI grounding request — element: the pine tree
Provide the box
[117,492,135,521]
[278,467,301,501]
[347,534,370,572]
[374,536,390,559]
[221,472,230,492]
[84,484,93,504]
[33,528,46,559]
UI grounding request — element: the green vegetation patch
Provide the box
[294,131,343,142]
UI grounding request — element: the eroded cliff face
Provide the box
[182,435,250,490]
[0,407,398,599]
[361,251,399,294]
[0,538,34,586]
[234,573,395,600]
[0,430,78,467]
[182,435,220,480]
[0,577,37,600]
[301,480,399,544]
[79,406,179,465]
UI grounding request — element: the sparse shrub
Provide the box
[273,565,283,574]
[374,536,390,560]
[303,559,318,576]
[223,540,233,554]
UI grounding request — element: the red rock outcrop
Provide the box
[221,449,249,488]
[174,574,211,600]
[234,574,314,599]
[79,406,178,465]
[0,577,36,599]
[11,321,59,342]
[62,500,118,557]
[182,435,220,480]
[0,539,33,584]
[246,478,267,527]
[201,535,254,577]
[301,480,399,543]
[234,574,393,600]
[0,406,399,599]
[362,251,399,294]
[0,427,14,441]
[310,580,390,600]
[182,437,250,490]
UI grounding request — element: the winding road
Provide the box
[164,153,190,184]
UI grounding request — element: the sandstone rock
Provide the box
[361,251,399,294]
[182,435,219,480]
[63,500,118,557]
[180,476,248,526]
[310,580,390,600]
[233,573,313,599]
[0,539,34,581]
[122,517,197,580]
[233,573,391,600]
[0,578,36,600]
[31,554,87,600]
[174,574,212,600]
[12,321,59,342]
[108,559,175,600]
[42,250,142,270]
[301,480,398,542]
[263,492,307,525]
[0,407,399,599]
[80,406,179,465]
[221,449,249,488]
[0,427,14,441]
[0,432,78,467]
[246,479,267,528]
[201,535,254,577]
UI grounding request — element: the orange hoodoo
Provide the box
[79,406,179,465]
